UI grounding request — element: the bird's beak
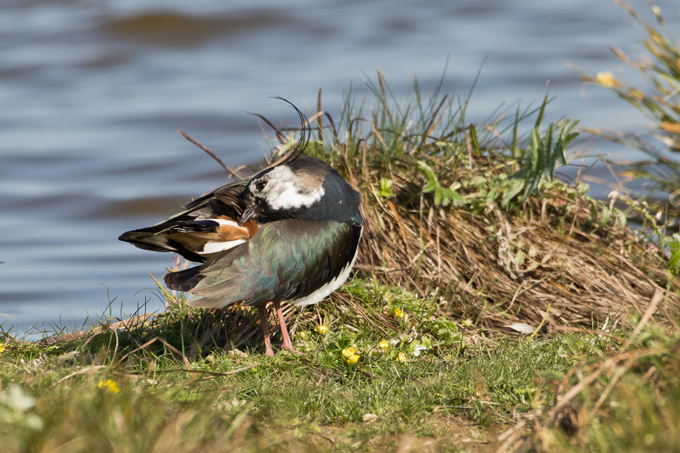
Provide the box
[239,204,257,226]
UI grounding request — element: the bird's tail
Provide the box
[163,266,203,292]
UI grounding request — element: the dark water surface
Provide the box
[1,0,678,334]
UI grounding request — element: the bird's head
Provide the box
[238,99,362,226]
[239,157,329,224]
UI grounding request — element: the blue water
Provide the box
[1,0,678,335]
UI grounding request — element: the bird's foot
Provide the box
[265,347,275,357]
[281,343,303,356]
[272,300,303,356]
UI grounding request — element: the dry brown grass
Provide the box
[352,164,677,332]
[300,75,680,335]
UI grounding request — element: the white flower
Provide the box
[0,385,43,431]
[1,385,36,411]
[362,413,378,423]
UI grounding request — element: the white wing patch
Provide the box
[264,166,325,210]
[197,218,247,255]
[199,239,246,255]
[290,227,362,307]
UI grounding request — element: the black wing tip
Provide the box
[118,230,138,243]
[118,228,160,244]
[119,228,206,263]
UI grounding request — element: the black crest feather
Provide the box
[267,97,310,168]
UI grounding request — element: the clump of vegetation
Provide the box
[297,72,678,334]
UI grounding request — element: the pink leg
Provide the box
[273,300,302,355]
[257,304,275,357]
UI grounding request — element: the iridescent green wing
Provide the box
[186,220,361,308]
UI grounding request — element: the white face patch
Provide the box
[256,166,325,211]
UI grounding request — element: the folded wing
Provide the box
[164,220,362,309]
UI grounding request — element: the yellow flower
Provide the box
[317,325,328,335]
[342,347,360,363]
[396,352,407,362]
[346,354,360,364]
[342,347,357,359]
[596,72,621,88]
[378,339,389,351]
[0,343,5,354]
[97,379,120,394]
[393,308,404,318]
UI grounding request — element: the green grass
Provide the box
[4,279,678,452]
[529,316,680,452]
[1,279,625,452]
[5,276,679,452]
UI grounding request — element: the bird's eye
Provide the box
[255,180,267,192]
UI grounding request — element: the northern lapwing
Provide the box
[119,103,364,356]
